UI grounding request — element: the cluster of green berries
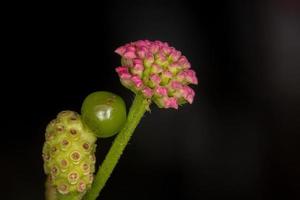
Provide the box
[43,111,96,195]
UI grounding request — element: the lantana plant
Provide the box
[42,40,198,200]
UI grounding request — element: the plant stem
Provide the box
[84,94,149,200]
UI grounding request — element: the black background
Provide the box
[3,0,300,199]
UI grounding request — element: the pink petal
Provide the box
[133,59,143,65]
[181,86,195,104]
[178,56,188,64]
[176,71,185,82]
[131,76,143,88]
[163,42,169,47]
[133,63,144,71]
[156,52,167,62]
[116,66,132,79]
[123,51,137,59]
[162,70,172,78]
[126,46,136,51]
[164,97,178,109]
[182,61,191,69]
[142,87,153,98]
[149,43,159,54]
[155,86,168,96]
[178,56,191,69]
[161,46,171,55]
[134,40,148,47]
[136,46,148,58]
[154,40,164,47]
[185,70,198,84]
[115,46,126,55]
[169,50,181,61]
[150,74,161,85]
[115,66,128,74]
[170,81,183,90]
[151,64,163,73]
[144,53,154,66]
[137,50,146,58]
[144,40,151,46]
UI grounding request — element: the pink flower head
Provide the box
[115,40,198,109]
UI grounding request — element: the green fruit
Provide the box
[81,91,127,138]
[42,111,97,197]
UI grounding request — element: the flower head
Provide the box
[115,40,198,109]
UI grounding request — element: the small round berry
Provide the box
[81,91,127,138]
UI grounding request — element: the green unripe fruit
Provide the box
[81,91,127,138]
[42,111,97,198]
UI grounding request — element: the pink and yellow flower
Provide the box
[115,40,198,109]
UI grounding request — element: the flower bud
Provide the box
[115,40,198,109]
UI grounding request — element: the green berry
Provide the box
[81,91,127,138]
[42,111,97,197]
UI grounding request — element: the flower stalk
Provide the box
[84,94,149,200]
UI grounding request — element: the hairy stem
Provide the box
[84,94,149,200]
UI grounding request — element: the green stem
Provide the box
[84,94,149,200]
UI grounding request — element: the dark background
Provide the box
[3,0,300,199]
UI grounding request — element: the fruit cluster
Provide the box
[42,111,97,195]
